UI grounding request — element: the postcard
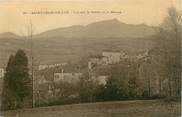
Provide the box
[0,0,181,117]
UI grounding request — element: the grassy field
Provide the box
[2,100,181,117]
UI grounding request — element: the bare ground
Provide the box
[2,100,181,117]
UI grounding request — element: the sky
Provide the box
[0,0,180,35]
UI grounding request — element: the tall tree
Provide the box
[1,55,16,110]
[1,49,32,110]
[154,7,181,97]
[162,7,181,97]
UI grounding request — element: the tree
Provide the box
[78,71,97,102]
[162,7,181,97]
[1,55,16,110]
[127,62,139,99]
[101,63,129,101]
[128,75,138,98]
[1,49,32,110]
[154,7,181,97]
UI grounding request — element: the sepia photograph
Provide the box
[0,0,181,117]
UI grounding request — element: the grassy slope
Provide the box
[0,19,156,67]
[3,100,181,117]
[0,36,155,67]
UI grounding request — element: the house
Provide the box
[55,62,68,67]
[38,76,48,84]
[48,85,54,97]
[96,75,108,85]
[88,57,102,70]
[38,65,49,70]
[54,70,82,84]
[0,68,5,78]
[90,75,108,85]
[38,62,68,70]
[121,51,129,59]
[102,51,121,64]
[49,64,55,68]
[88,50,128,69]
[136,50,149,59]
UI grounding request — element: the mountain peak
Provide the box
[36,18,155,39]
[86,18,122,27]
[109,18,120,23]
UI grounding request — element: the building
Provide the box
[90,75,108,85]
[38,65,49,70]
[96,75,108,85]
[54,70,82,84]
[0,68,5,78]
[102,51,121,64]
[88,51,128,70]
[38,62,68,70]
[37,76,48,84]
[102,51,128,65]
[54,62,68,67]
[136,50,149,59]
[88,57,102,70]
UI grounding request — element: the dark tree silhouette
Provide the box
[153,7,181,97]
[1,49,32,110]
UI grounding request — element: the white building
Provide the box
[54,62,68,67]
[96,75,108,85]
[38,62,68,70]
[88,51,128,69]
[38,65,49,70]
[0,68,5,78]
[136,51,149,59]
[54,71,82,84]
[102,51,121,64]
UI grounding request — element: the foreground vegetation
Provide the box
[2,100,181,117]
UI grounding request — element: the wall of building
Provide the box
[0,68,5,78]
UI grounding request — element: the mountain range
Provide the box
[36,19,155,38]
[0,19,157,67]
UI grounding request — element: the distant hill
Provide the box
[0,19,157,67]
[0,32,20,39]
[36,19,155,39]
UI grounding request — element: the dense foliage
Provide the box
[1,50,32,110]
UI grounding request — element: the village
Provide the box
[4,49,160,106]
[0,47,174,108]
